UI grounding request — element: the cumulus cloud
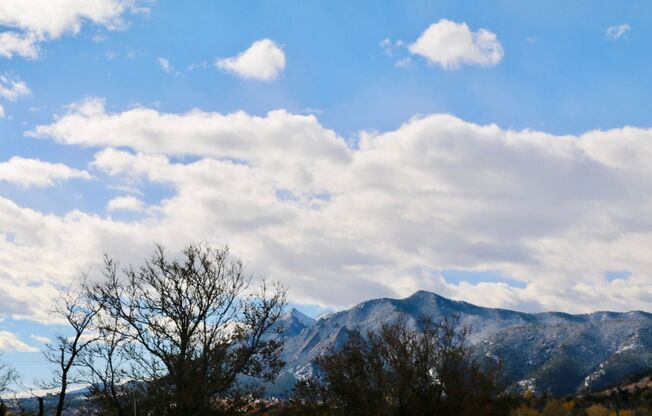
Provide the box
[0,156,91,187]
[107,195,144,212]
[0,330,37,352]
[13,101,652,320]
[28,98,349,192]
[0,195,155,323]
[0,0,146,59]
[605,24,630,40]
[409,19,503,70]
[215,39,286,81]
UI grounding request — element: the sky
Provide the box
[1,0,652,385]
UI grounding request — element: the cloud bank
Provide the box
[6,101,649,323]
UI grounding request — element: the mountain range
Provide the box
[273,290,652,396]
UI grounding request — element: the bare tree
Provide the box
[12,380,45,416]
[0,356,16,416]
[0,356,16,394]
[78,311,131,416]
[43,281,101,416]
[92,244,287,415]
[298,316,507,416]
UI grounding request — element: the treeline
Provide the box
[509,389,652,416]
[289,315,508,416]
[0,244,650,416]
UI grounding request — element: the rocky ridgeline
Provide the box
[273,291,652,396]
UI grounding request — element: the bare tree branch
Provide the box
[43,278,101,416]
[90,244,287,415]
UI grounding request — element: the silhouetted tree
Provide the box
[0,356,16,416]
[43,281,101,416]
[298,316,507,416]
[91,244,287,416]
[78,311,131,416]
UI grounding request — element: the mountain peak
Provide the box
[278,292,652,397]
[407,290,442,299]
[286,308,316,327]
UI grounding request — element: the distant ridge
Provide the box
[274,291,652,396]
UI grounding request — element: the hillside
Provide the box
[274,291,652,396]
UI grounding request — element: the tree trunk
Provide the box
[37,397,44,416]
[110,384,126,416]
[55,369,68,416]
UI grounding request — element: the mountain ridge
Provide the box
[275,290,652,396]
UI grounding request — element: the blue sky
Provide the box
[1,0,652,387]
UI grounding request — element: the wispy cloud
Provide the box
[0,73,30,118]
[0,73,30,101]
[605,24,630,40]
[0,331,37,352]
[30,334,50,344]
[158,57,173,73]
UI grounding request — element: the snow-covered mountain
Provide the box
[275,291,652,396]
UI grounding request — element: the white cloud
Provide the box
[215,39,286,81]
[107,195,144,212]
[380,38,413,67]
[0,331,37,352]
[0,73,30,101]
[0,0,146,59]
[0,73,30,118]
[0,196,152,323]
[409,19,503,70]
[0,32,39,59]
[30,334,50,344]
[186,61,207,71]
[20,101,652,319]
[0,156,91,187]
[28,98,349,192]
[606,24,630,40]
[394,57,412,68]
[379,38,394,56]
[157,57,172,74]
